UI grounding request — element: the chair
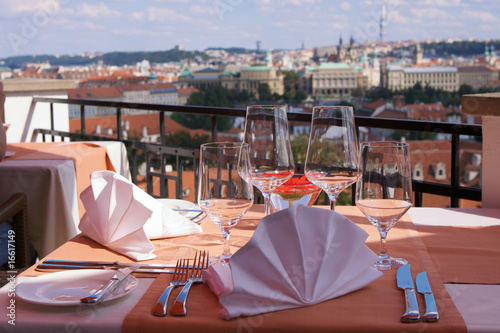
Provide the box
[0,193,31,286]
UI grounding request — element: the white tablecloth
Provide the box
[0,141,130,257]
[0,208,498,332]
[409,208,500,333]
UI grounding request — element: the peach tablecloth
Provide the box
[0,142,119,256]
[17,206,467,333]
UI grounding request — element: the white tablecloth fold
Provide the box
[79,170,202,261]
[203,205,382,319]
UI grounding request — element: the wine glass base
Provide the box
[209,255,231,266]
[373,257,408,270]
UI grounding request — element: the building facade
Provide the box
[300,63,357,97]
[458,66,499,90]
[384,65,458,92]
[177,65,284,99]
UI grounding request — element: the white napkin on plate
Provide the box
[202,204,382,319]
[79,170,202,261]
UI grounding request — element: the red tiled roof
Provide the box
[68,86,123,99]
[69,113,207,137]
[363,100,386,110]
[177,87,199,96]
[117,83,175,91]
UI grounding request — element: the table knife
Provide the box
[396,264,421,323]
[80,266,136,304]
[42,259,178,269]
[416,272,439,322]
[36,263,176,274]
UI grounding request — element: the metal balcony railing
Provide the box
[30,97,482,207]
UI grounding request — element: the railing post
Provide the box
[80,105,86,134]
[116,108,122,141]
[450,133,460,208]
[50,103,55,142]
[160,111,165,145]
[211,115,217,141]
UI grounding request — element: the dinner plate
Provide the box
[16,269,138,306]
[157,198,205,223]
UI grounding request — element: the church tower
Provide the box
[413,42,423,65]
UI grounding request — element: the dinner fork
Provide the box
[171,251,209,316]
[152,258,189,317]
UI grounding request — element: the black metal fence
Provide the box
[31,97,482,207]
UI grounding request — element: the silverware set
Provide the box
[153,251,209,317]
[397,264,439,323]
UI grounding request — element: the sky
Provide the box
[0,0,499,59]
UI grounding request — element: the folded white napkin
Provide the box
[79,170,202,261]
[203,205,382,319]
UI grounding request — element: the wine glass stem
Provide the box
[262,192,272,215]
[378,230,389,259]
[328,195,337,211]
[221,228,231,260]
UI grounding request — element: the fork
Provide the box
[152,258,189,317]
[171,251,209,316]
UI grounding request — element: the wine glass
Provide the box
[243,105,295,215]
[304,106,359,210]
[198,142,254,265]
[355,141,413,270]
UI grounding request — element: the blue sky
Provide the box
[0,0,499,59]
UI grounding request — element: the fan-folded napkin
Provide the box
[203,204,382,319]
[79,170,202,260]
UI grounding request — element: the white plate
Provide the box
[4,151,15,157]
[157,199,205,223]
[16,269,138,306]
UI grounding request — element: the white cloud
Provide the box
[76,3,122,18]
[410,7,449,19]
[258,6,275,13]
[461,10,500,22]
[270,21,287,28]
[190,5,216,16]
[421,0,462,5]
[341,2,351,10]
[113,28,167,36]
[131,7,191,22]
[65,21,105,30]
[153,0,189,3]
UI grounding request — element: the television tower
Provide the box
[379,3,387,42]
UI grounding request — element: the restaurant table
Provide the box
[0,141,130,257]
[1,205,500,333]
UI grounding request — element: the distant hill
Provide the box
[423,40,500,57]
[0,49,211,68]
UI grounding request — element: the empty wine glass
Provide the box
[304,106,359,210]
[355,141,413,270]
[243,105,295,215]
[198,142,254,265]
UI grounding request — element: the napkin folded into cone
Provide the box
[202,204,382,319]
[79,170,202,261]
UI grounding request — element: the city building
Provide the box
[177,65,284,99]
[384,65,459,92]
[300,63,357,98]
[458,66,499,90]
[68,83,179,118]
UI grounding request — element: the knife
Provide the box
[36,263,176,274]
[80,266,137,304]
[396,264,421,323]
[42,259,179,269]
[416,272,439,322]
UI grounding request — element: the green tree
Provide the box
[458,84,475,97]
[171,85,234,131]
[161,131,210,169]
[293,89,308,104]
[258,83,273,102]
